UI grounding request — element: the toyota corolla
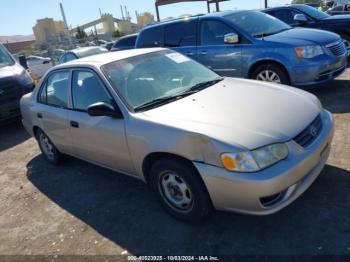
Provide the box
[20,48,334,221]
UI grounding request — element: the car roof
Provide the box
[264,4,308,11]
[67,46,106,56]
[142,10,248,29]
[56,47,166,69]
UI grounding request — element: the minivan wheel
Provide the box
[251,64,290,85]
[36,129,62,165]
[149,158,212,222]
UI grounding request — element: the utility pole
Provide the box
[264,0,268,8]
[60,3,74,48]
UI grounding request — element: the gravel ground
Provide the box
[0,68,349,256]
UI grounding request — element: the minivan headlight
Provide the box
[221,143,288,172]
[295,46,323,58]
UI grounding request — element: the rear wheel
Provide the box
[36,129,63,165]
[149,158,212,222]
[251,63,290,85]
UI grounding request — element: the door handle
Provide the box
[70,121,79,128]
[37,112,43,119]
[200,51,207,55]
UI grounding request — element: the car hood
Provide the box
[264,28,340,46]
[323,14,350,21]
[141,78,321,150]
[0,64,24,79]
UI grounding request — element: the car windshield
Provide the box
[0,45,15,69]
[294,4,329,20]
[102,50,222,111]
[78,47,108,58]
[225,11,291,38]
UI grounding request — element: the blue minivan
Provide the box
[135,10,348,87]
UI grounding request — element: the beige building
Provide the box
[33,18,65,44]
[137,12,155,28]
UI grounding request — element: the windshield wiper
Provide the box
[183,78,224,94]
[134,96,179,112]
[254,28,291,38]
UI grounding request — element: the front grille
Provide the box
[0,80,23,104]
[326,41,347,57]
[293,115,322,148]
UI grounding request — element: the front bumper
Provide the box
[290,54,348,87]
[194,110,334,215]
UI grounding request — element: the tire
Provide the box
[251,63,290,85]
[149,158,212,222]
[36,129,63,165]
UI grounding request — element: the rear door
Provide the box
[36,70,73,153]
[196,19,242,77]
[67,69,133,174]
[164,20,198,60]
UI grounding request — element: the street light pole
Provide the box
[264,0,268,8]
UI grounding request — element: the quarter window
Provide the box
[71,70,111,111]
[164,21,197,47]
[40,71,69,107]
[138,27,163,48]
[201,20,236,46]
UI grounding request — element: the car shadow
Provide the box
[310,79,350,114]
[27,155,350,255]
[0,121,30,152]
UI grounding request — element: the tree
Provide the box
[76,26,87,40]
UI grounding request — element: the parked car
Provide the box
[136,11,348,87]
[111,34,138,51]
[26,55,52,79]
[58,46,108,64]
[21,48,334,221]
[326,4,350,15]
[263,4,350,53]
[0,44,34,125]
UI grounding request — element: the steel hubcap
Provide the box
[160,172,193,211]
[39,133,54,160]
[257,70,281,83]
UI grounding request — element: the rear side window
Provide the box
[164,20,197,47]
[138,27,163,48]
[39,71,69,108]
[116,36,137,47]
[71,70,111,111]
[200,20,236,46]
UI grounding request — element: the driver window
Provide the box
[201,20,236,46]
[72,70,112,112]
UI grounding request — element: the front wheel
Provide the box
[149,158,212,222]
[251,64,290,85]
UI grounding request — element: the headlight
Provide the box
[221,143,288,172]
[295,46,323,58]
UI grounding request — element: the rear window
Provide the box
[137,27,163,48]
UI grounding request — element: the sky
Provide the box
[0,0,290,36]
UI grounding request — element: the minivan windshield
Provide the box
[102,50,222,112]
[225,11,291,38]
[0,45,15,69]
[293,4,329,20]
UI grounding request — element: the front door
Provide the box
[67,69,134,174]
[196,19,242,77]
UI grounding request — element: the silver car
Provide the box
[20,48,334,221]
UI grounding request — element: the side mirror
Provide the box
[87,102,123,118]
[18,55,28,69]
[294,14,308,24]
[224,33,239,44]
